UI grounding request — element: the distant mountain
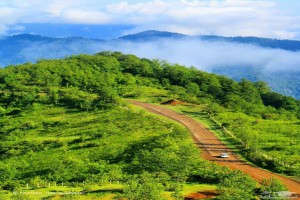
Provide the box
[2,31,299,67]
[0,34,104,67]
[1,30,300,99]
[120,30,300,51]
[211,66,300,99]
[119,30,187,41]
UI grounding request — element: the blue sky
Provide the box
[1,0,300,39]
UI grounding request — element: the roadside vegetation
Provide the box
[0,51,293,199]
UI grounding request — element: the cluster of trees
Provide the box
[1,51,299,116]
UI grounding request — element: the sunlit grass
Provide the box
[1,183,123,200]
[182,183,217,195]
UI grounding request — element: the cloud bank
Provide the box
[15,38,300,74]
[1,0,300,39]
[95,39,300,73]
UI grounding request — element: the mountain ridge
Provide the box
[119,30,300,51]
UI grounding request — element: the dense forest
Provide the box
[0,51,296,199]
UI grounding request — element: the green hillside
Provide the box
[0,51,295,199]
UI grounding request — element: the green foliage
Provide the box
[214,110,300,175]
[171,184,184,200]
[260,177,287,193]
[123,172,165,200]
[254,81,271,94]
[59,87,99,110]
[0,162,15,181]
[130,127,200,181]
[217,170,256,200]
[1,181,20,191]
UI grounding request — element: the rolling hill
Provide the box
[1,30,300,99]
[0,51,297,199]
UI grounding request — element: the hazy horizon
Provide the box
[1,0,300,40]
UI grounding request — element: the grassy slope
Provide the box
[0,102,217,199]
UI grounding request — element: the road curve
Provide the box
[129,100,300,196]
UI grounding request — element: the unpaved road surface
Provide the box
[129,100,300,197]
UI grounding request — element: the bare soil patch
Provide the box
[185,190,217,199]
[161,99,185,106]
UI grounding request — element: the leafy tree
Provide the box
[162,64,191,86]
[223,94,244,111]
[281,96,298,111]
[171,183,184,200]
[167,85,186,99]
[123,172,165,200]
[0,162,15,182]
[260,177,287,196]
[239,79,262,104]
[217,170,256,200]
[254,81,270,94]
[262,92,284,109]
[186,82,200,96]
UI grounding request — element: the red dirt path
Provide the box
[185,191,217,199]
[129,100,300,199]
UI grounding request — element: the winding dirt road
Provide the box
[129,100,300,198]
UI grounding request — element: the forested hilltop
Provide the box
[0,51,297,199]
[1,51,299,114]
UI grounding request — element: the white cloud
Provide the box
[15,36,300,73]
[96,38,300,73]
[0,0,300,39]
[0,6,19,23]
[60,9,113,24]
